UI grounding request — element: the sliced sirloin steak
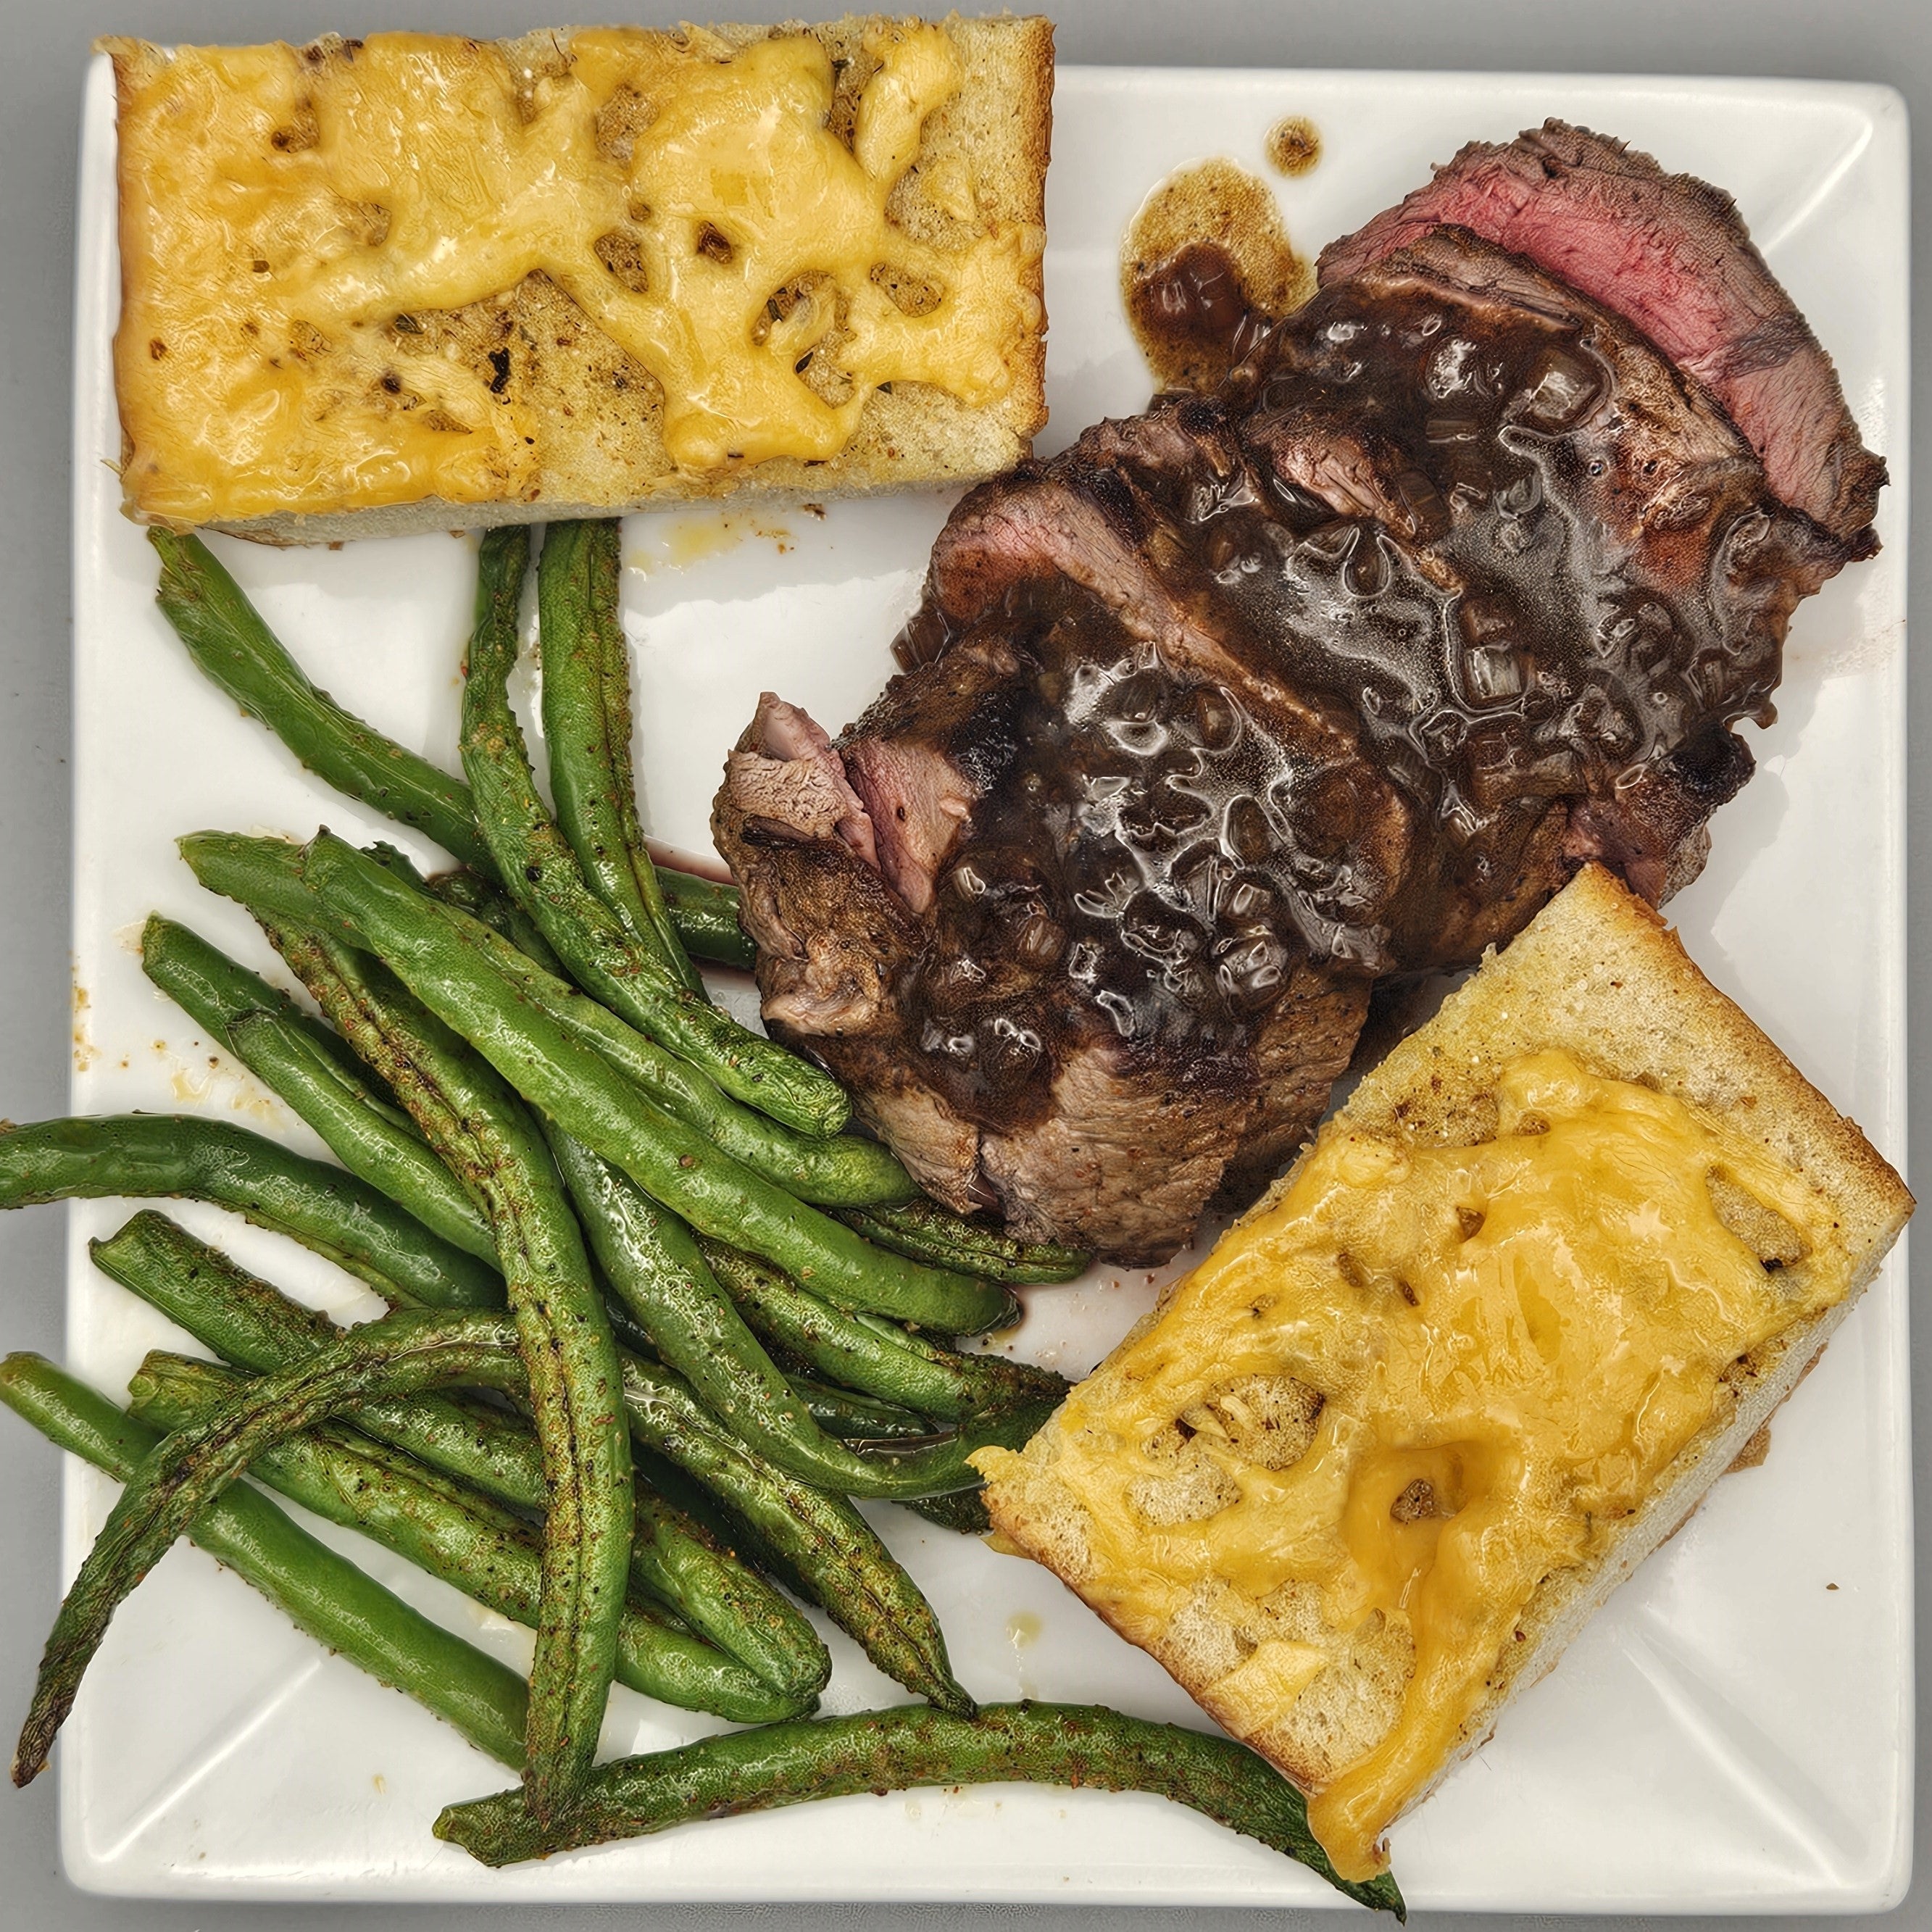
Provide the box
[1317,120,1887,549]
[714,126,1876,1265]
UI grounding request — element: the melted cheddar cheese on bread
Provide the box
[103,17,1050,540]
[976,865,1910,1883]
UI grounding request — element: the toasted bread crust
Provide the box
[983,865,1911,1834]
[101,17,1052,544]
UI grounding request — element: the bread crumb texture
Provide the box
[977,865,1910,1883]
[104,17,1050,537]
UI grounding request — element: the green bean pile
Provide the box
[0,523,1402,1913]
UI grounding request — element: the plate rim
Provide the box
[59,50,1914,1909]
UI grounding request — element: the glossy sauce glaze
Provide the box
[891,593,1362,1129]
[1201,265,1791,959]
[873,243,1815,1139]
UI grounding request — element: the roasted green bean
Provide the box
[183,831,912,1207]
[93,1209,342,1360]
[130,1351,807,1725]
[180,830,350,938]
[625,1485,828,1704]
[142,912,494,1259]
[424,867,567,975]
[341,1386,562,1521]
[903,1488,994,1535]
[789,1378,933,1442]
[0,1114,500,1310]
[266,919,633,1821]
[90,1211,827,1702]
[841,1199,1092,1286]
[230,1007,497,1260]
[701,1239,1068,1423]
[0,1352,530,1771]
[430,1701,1407,1915]
[617,1354,971,1715]
[151,536,748,969]
[655,865,754,971]
[440,906,913,1208]
[558,1127,1046,1498]
[14,1307,527,1785]
[435,850,751,977]
[96,1209,556,1527]
[296,833,1012,1334]
[537,519,698,989]
[459,527,846,1136]
[239,918,493,1254]
[139,910,388,1106]
[151,529,495,873]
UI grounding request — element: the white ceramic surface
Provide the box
[64,57,1910,1908]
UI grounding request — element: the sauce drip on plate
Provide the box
[1121,159,1312,393]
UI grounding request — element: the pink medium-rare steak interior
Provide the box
[1317,120,1886,549]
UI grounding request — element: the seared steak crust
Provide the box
[715,129,1875,1264]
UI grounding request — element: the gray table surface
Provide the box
[3,0,1929,1924]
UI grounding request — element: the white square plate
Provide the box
[62,55,1910,1909]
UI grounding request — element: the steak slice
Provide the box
[1317,120,1886,549]
[716,151,1876,1266]
[721,695,911,1039]
[1220,230,1851,953]
[715,596,1378,1257]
